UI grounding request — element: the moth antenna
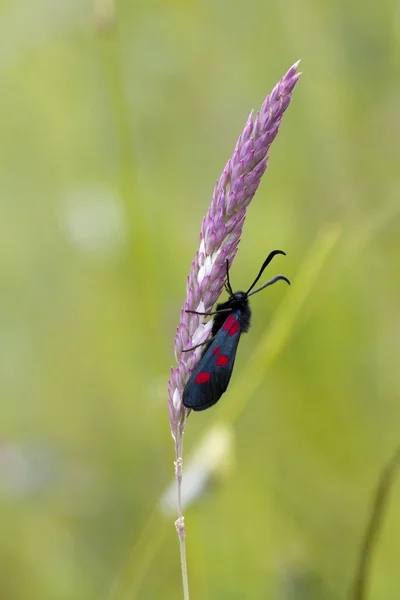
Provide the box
[225,259,234,296]
[246,250,286,295]
[247,274,290,297]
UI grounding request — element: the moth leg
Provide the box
[182,336,217,352]
[185,308,232,316]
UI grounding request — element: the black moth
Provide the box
[182,249,290,411]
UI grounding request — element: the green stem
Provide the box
[175,427,190,599]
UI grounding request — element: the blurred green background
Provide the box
[1,0,400,599]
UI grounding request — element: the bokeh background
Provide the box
[1,1,400,599]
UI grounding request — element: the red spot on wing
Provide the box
[216,354,229,366]
[195,372,210,384]
[223,314,235,331]
[228,320,239,336]
[213,347,220,356]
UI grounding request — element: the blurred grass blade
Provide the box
[108,508,168,600]
[352,446,400,600]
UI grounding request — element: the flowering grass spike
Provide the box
[169,61,301,434]
[167,61,301,600]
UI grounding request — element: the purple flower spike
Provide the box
[168,61,301,437]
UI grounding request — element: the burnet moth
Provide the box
[182,249,290,411]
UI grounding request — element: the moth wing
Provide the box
[182,313,241,411]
